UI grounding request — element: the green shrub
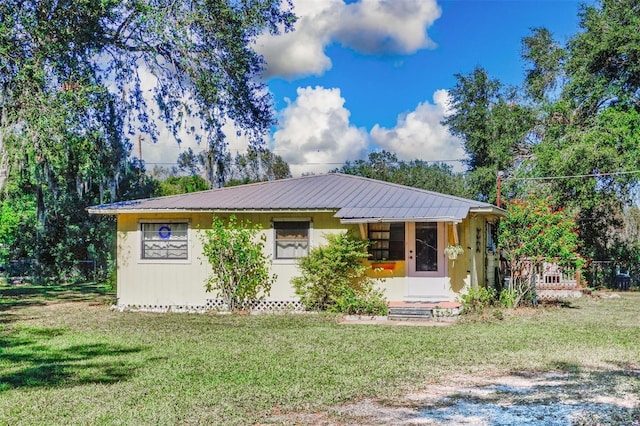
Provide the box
[104,263,117,293]
[492,309,504,320]
[201,215,276,311]
[291,232,387,314]
[460,286,496,314]
[499,196,584,307]
[498,288,517,309]
[331,286,389,316]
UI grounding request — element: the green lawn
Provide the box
[1,282,639,425]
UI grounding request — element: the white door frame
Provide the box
[405,221,450,300]
[405,222,446,277]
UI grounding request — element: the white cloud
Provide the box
[272,86,368,176]
[255,1,337,79]
[370,89,466,170]
[333,0,440,54]
[273,87,464,176]
[255,0,441,79]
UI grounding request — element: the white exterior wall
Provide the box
[115,211,352,308]
[116,213,211,308]
[115,211,497,308]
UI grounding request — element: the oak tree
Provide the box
[0,0,295,277]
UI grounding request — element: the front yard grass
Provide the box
[1,282,639,425]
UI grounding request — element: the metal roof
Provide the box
[88,173,504,221]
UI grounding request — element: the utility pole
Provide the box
[138,134,143,165]
[138,134,144,184]
[496,171,504,208]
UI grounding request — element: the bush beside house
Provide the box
[292,232,388,315]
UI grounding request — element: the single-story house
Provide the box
[88,173,505,311]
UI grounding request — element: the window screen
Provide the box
[274,221,310,259]
[141,222,188,260]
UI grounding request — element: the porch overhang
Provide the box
[339,217,463,224]
[336,204,505,224]
[335,206,470,224]
[468,206,506,218]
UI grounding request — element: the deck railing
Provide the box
[534,262,579,289]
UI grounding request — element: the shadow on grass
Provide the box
[547,360,583,374]
[0,328,144,391]
[0,281,112,313]
[514,361,640,389]
[539,299,581,309]
[416,365,640,425]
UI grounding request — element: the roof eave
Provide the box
[87,208,338,215]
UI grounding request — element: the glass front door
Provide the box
[415,222,438,272]
[407,222,444,277]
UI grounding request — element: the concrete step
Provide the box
[388,302,461,321]
[388,306,434,320]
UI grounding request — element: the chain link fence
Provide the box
[2,258,106,283]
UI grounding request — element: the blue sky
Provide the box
[146,0,590,176]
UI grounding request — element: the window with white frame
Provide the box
[273,221,310,259]
[141,222,188,260]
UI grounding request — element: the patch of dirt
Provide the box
[337,317,455,327]
[265,370,640,425]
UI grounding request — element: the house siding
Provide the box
[117,212,212,308]
[114,211,496,309]
[115,211,353,308]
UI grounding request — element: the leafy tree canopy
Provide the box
[177,146,291,187]
[0,0,295,278]
[1,0,295,171]
[442,67,536,202]
[522,27,567,102]
[516,1,640,261]
[564,0,640,117]
[155,174,209,196]
[443,0,640,266]
[335,150,471,198]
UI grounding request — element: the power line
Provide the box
[141,158,468,167]
[505,169,640,181]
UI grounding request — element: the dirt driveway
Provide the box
[267,369,640,425]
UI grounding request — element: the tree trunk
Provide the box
[0,94,8,192]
